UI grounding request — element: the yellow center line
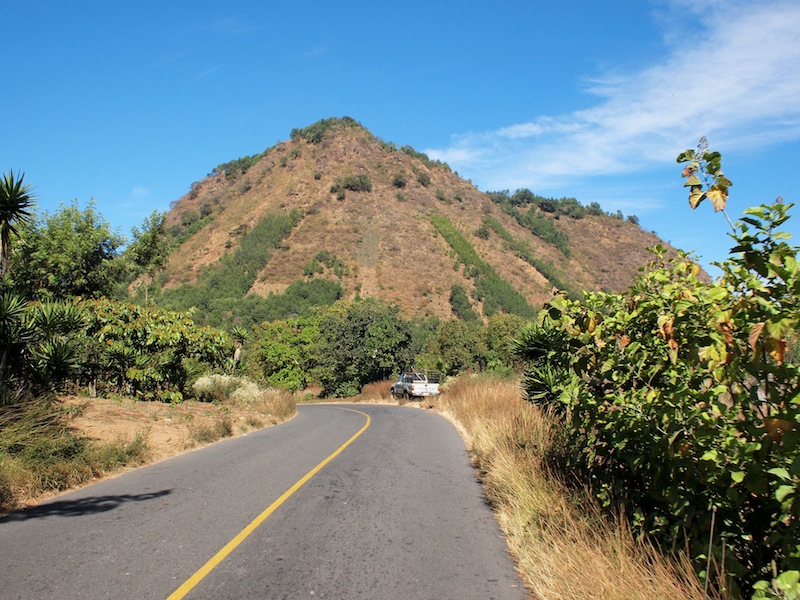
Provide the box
[166,407,371,600]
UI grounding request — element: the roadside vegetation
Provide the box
[508,143,799,598]
[0,171,297,512]
[437,375,711,600]
[0,397,150,511]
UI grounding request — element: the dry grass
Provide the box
[349,379,395,403]
[437,375,714,600]
[0,399,151,513]
[192,375,296,426]
[186,376,297,447]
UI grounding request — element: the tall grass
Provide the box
[0,398,149,513]
[350,379,394,403]
[437,375,715,600]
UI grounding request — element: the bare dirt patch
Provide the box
[64,395,289,464]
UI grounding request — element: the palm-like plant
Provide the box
[0,171,36,277]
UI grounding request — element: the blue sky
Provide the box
[4,0,799,275]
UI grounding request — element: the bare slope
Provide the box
[162,119,669,319]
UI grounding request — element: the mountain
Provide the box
[156,117,673,324]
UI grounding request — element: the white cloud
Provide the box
[426,0,800,192]
[131,186,150,200]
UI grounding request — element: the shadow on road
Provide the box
[0,489,172,522]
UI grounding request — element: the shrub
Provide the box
[189,414,233,445]
[500,204,571,257]
[450,285,480,322]
[191,374,244,402]
[330,174,372,194]
[400,146,451,171]
[482,217,574,295]
[414,169,432,187]
[513,145,800,596]
[429,214,536,319]
[290,117,362,144]
[474,224,490,239]
[211,151,267,180]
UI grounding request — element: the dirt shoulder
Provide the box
[64,395,286,464]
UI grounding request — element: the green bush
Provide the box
[449,285,480,322]
[482,217,574,295]
[330,174,372,194]
[303,251,349,279]
[159,210,303,322]
[513,146,800,597]
[290,117,362,144]
[400,146,451,172]
[429,214,535,319]
[211,150,267,180]
[83,299,232,401]
[500,204,571,257]
[414,168,432,187]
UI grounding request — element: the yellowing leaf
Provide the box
[657,315,674,341]
[766,338,787,365]
[668,339,679,364]
[707,187,728,212]
[749,322,765,353]
[688,188,705,209]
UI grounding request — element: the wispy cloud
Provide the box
[204,15,258,35]
[195,65,221,80]
[426,0,800,192]
[131,186,150,200]
[296,44,328,60]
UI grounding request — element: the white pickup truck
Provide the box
[390,372,440,399]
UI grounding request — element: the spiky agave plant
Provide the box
[0,171,36,278]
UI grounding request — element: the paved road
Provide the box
[0,404,527,599]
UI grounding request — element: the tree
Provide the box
[423,320,487,376]
[511,144,800,596]
[0,171,35,279]
[486,313,528,369]
[127,211,170,303]
[249,317,321,391]
[316,299,415,396]
[11,200,125,300]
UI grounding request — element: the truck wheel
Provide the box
[403,390,410,401]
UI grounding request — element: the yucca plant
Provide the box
[0,171,36,278]
[0,292,34,381]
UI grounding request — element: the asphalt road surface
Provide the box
[0,404,528,599]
